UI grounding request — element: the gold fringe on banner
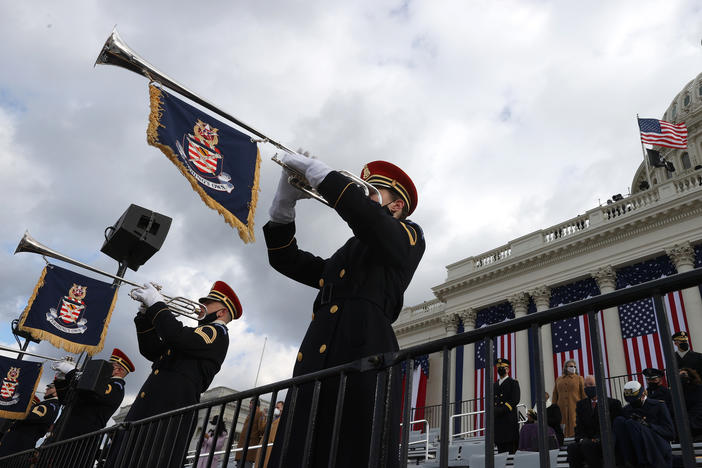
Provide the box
[17,267,118,355]
[147,84,260,243]
[0,366,43,420]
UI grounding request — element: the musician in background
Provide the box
[0,383,60,457]
[108,280,241,466]
[494,358,520,454]
[48,348,134,442]
[264,153,425,467]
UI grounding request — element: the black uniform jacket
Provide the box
[622,398,675,441]
[263,171,425,467]
[493,377,520,444]
[677,350,702,379]
[0,397,59,457]
[126,303,229,421]
[573,396,622,441]
[53,369,125,440]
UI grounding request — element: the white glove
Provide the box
[131,282,165,308]
[281,151,332,188]
[51,359,76,375]
[269,169,310,223]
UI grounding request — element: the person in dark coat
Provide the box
[642,367,674,427]
[493,358,520,454]
[49,348,134,442]
[107,280,241,467]
[673,331,702,378]
[614,380,675,468]
[566,375,623,468]
[679,368,702,440]
[0,383,60,457]
[544,392,564,447]
[264,154,425,468]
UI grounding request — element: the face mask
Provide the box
[584,386,597,399]
[647,382,659,390]
[567,366,576,374]
[625,396,643,408]
[681,375,691,385]
[274,408,281,417]
[198,312,218,326]
[677,342,690,352]
[497,368,507,377]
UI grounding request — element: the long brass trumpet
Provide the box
[0,345,65,362]
[95,28,382,206]
[15,231,206,319]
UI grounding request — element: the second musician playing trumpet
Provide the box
[264,152,425,468]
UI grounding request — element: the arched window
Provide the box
[684,94,691,106]
[682,152,691,169]
[699,84,702,96]
[672,103,677,119]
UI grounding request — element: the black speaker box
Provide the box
[77,359,113,393]
[101,204,172,271]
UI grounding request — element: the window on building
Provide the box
[699,84,702,96]
[684,94,691,106]
[671,103,677,119]
[682,152,691,169]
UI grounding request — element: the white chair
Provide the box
[511,449,560,467]
[467,452,508,468]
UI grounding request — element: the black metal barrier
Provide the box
[1,267,700,468]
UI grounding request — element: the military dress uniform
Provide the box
[673,331,702,378]
[264,164,425,468]
[493,358,520,454]
[0,396,60,457]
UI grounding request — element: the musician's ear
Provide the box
[390,198,406,219]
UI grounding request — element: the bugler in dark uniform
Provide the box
[673,331,702,378]
[642,367,673,424]
[493,357,520,454]
[50,348,134,442]
[106,280,241,467]
[264,155,425,467]
[0,384,59,457]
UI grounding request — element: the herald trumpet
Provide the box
[14,231,206,319]
[95,28,382,206]
[0,345,65,362]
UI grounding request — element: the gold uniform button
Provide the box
[312,313,315,320]
[339,269,346,278]
[319,278,324,287]
[297,352,303,362]
[154,370,159,375]
[330,305,338,314]
[167,349,171,356]
[140,392,145,398]
[319,344,327,353]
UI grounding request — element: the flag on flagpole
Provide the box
[147,85,261,243]
[400,355,430,431]
[18,265,118,355]
[0,356,43,419]
[638,118,687,149]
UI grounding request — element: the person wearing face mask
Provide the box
[566,375,622,468]
[679,368,702,440]
[642,367,673,424]
[110,280,241,466]
[552,359,586,438]
[493,358,520,454]
[613,380,674,467]
[197,415,228,468]
[264,154,425,468]
[259,402,284,468]
[673,331,702,379]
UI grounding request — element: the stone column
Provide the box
[529,286,555,395]
[508,292,531,406]
[591,266,628,378]
[441,312,461,411]
[666,242,702,350]
[458,308,476,437]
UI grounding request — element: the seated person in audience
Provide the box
[642,367,673,417]
[543,392,564,447]
[518,409,558,452]
[613,380,674,468]
[680,367,702,441]
[566,375,622,468]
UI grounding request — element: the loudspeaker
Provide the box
[77,359,113,392]
[101,204,172,271]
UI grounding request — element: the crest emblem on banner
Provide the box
[0,367,21,405]
[175,120,234,193]
[48,283,89,333]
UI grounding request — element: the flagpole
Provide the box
[637,114,653,188]
[254,336,267,387]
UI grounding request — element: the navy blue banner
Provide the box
[18,265,118,355]
[0,356,43,419]
[147,85,261,242]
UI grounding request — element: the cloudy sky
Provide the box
[1,0,701,408]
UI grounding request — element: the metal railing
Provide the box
[1,268,700,468]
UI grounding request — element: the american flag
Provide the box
[550,279,609,381]
[616,256,691,383]
[473,302,515,435]
[401,355,430,431]
[638,118,688,149]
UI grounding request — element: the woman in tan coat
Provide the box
[551,359,586,438]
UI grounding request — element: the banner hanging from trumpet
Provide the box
[18,265,118,355]
[0,356,43,419]
[147,85,261,242]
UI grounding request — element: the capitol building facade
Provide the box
[393,72,702,426]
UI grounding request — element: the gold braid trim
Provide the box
[267,236,295,251]
[332,183,354,209]
[147,85,260,243]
